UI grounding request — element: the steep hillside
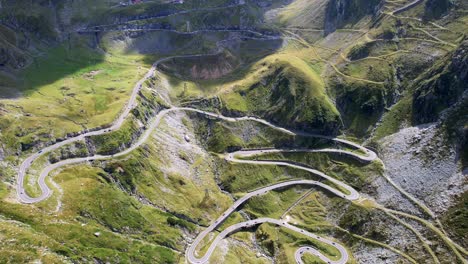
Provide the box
[412,41,467,124]
[217,55,341,134]
[324,0,382,33]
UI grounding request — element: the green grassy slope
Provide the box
[185,54,341,134]
[0,165,182,263]
[0,41,150,153]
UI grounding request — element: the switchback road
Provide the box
[16,104,376,263]
[187,216,349,264]
[17,107,374,203]
[16,42,377,263]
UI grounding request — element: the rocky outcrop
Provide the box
[158,51,240,80]
[0,25,31,70]
[324,0,383,34]
[424,0,452,20]
[412,41,467,124]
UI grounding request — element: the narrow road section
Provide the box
[185,178,354,264]
[16,107,375,203]
[188,217,349,264]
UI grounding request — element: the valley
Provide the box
[0,0,466,263]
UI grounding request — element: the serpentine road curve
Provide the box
[16,106,376,263]
[225,151,360,200]
[17,106,374,203]
[188,216,349,264]
[16,51,377,263]
[17,29,284,203]
[184,177,356,264]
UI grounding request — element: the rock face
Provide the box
[412,41,468,124]
[0,145,4,161]
[158,51,240,80]
[379,124,466,215]
[0,25,31,72]
[424,0,453,19]
[324,0,382,34]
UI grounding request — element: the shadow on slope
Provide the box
[20,37,105,96]
[0,32,105,98]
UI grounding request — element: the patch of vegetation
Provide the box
[88,117,140,155]
[332,78,388,137]
[244,189,306,219]
[167,216,196,231]
[216,242,270,264]
[0,219,66,263]
[347,43,371,60]
[0,182,8,200]
[373,95,412,140]
[57,166,183,248]
[219,161,287,193]
[256,223,341,263]
[301,254,327,264]
[287,192,328,228]
[206,122,245,153]
[442,191,468,248]
[216,55,340,134]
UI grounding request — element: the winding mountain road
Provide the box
[16,54,163,203]
[13,13,466,263]
[187,217,349,264]
[16,105,375,263]
[184,177,356,264]
[391,0,424,14]
[15,48,248,203]
[17,99,377,262]
[225,151,360,200]
[184,120,378,263]
[16,33,377,262]
[17,106,374,203]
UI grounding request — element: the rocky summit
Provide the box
[0,0,466,263]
